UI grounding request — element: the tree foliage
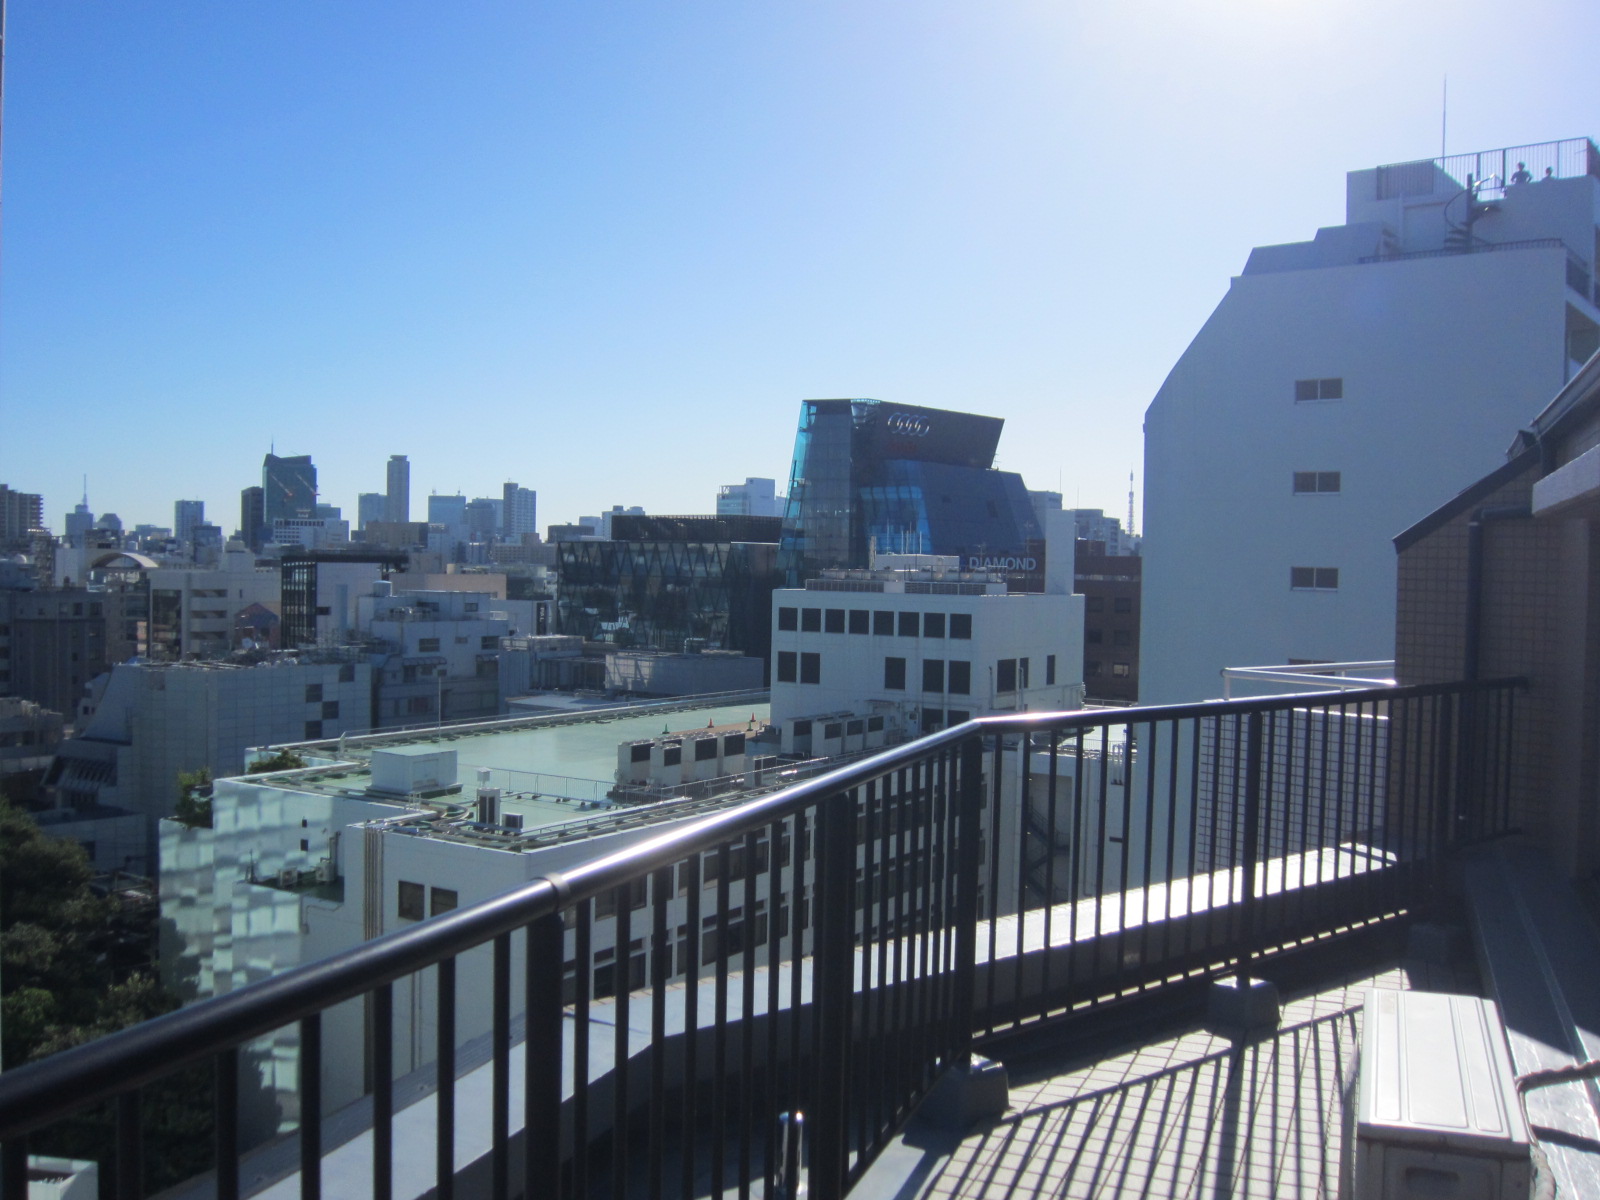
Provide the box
[173,766,214,829]
[246,748,308,774]
[0,801,222,1192]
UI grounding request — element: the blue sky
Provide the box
[4,1,1598,534]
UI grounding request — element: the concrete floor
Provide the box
[855,951,1477,1200]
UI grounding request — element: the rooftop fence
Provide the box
[0,678,1521,1200]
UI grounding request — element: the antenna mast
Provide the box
[1127,471,1136,538]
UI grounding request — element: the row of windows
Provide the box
[398,880,458,921]
[777,607,973,639]
[1292,471,1342,494]
[416,636,502,652]
[1294,377,1343,402]
[1085,596,1135,614]
[1290,567,1339,591]
[1086,629,1135,645]
[778,651,1058,692]
[1085,661,1133,679]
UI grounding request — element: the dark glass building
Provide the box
[262,453,318,527]
[778,399,1043,584]
[557,516,782,664]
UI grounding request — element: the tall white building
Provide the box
[173,500,205,551]
[501,482,537,538]
[1142,138,1600,703]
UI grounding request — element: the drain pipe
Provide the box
[1463,503,1532,681]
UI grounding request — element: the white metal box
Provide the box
[1348,988,1531,1200]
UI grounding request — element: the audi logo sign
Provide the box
[885,413,931,437]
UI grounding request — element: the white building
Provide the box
[147,542,281,660]
[768,557,1085,752]
[716,477,783,517]
[46,654,373,872]
[1142,139,1600,703]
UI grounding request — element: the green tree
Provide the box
[246,748,308,774]
[172,766,214,829]
[0,801,224,1193]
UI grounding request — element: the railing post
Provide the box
[1240,712,1263,980]
[949,736,985,1066]
[810,788,858,1200]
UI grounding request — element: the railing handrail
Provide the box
[0,676,1525,1148]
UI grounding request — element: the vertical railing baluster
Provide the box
[613,885,632,1199]
[1240,712,1263,981]
[374,982,393,1200]
[648,868,669,1200]
[1014,731,1031,1023]
[739,831,759,1199]
[491,933,511,1200]
[525,911,564,1200]
[810,787,857,1200]
[1,1137,26,1200]
[950,737,984,1071]
[299,1015,320,1200]
[572,903,592,1200]
[711,845,730,1200]
[216,1046,239,1200]
[680,859,701,1200]
[117,1089,143,1200]
[1042,731,1060,1005]
[436,959,456,1200]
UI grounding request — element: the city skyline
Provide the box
[3,2,1598,530]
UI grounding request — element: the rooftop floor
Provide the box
[858,945,1476,1200]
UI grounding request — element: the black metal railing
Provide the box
[1374,137,1600,200]
[0,679,1520,1200]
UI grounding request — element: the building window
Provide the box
[1087,628,1103,644]
[801,608,822,632]
[430,887,458,916]
[778,606,798,631]
[418,637,441,652]
[1085,660,1102,678]
[1292,471,1342,494]
[304,720,323,740]
[322,700,340,719]
[873,611,895,636]
[398,881,425,921]
[997,659,1018,692]
[1019,658,1030,688]
[1086,596,1104,613]
[921,709,943,734]
[1113,630,1132,646]
[800,652,821,684]
[1290,567,1340,590]
[339,663,356,683]
[1111,662,1131,678]
[777,651,797,683]
[947,709,970,726]
[884,657,907,690]
[1113,596,1133,614]
[867,715,885,732]
[898,612,919,637]
[481,635,499,650]
[949,660,971,694]
[1294,377,1343,401]
[824,608,845,633]
[949,613,972,639]
[1046,654,1056,686]
[922,659,945,692]
[305,684,323,702]
[923,612,945,638]
[848,609,869,634]
[406,696,431,714]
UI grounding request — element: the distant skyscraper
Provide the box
[174,500,205,549]
[263,454,317,527]
[0,484,45,547]
[357,492,385,531]
[240,486,265,553]
[502,483,537,538]
[385,455,410,524]
[64,497,96,548]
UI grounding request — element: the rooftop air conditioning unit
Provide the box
[314,861,336,884]
[1345,988,1530,1199]
[277,867,300,888]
